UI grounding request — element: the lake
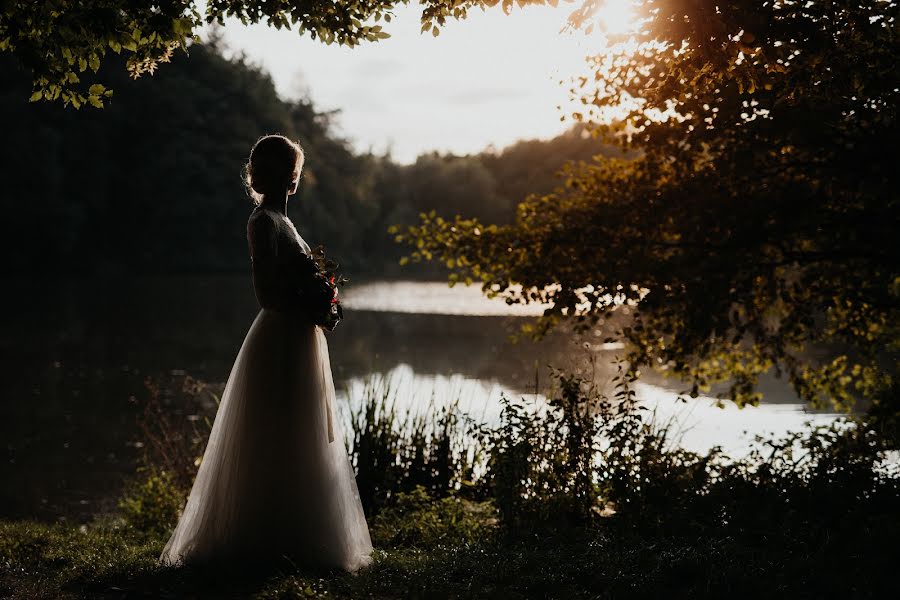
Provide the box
[0,276,836,522]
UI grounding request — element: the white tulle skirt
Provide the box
[160,310,372,571]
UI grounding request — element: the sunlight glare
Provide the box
[599,0,637,36]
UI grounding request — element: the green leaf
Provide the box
[29,90,43,102]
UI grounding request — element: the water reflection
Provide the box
[338,281,837,457]
[337,364,836,460]
[342,280,550,316]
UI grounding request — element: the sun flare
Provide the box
[599,0,637,36]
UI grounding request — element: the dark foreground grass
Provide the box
[2,490,898,600]
[6,373,897,598]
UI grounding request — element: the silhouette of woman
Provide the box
[160,135,372,571]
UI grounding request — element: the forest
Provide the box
[0,37,615,277]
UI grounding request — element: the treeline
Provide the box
[0,39,616,277]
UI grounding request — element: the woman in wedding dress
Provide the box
[160,135,372,571]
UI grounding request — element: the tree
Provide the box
[398,0,900,411]
[0,35,614,277]
[0,39,386,273]
[0,0,558,108]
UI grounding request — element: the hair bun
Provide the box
[245,135,304,204]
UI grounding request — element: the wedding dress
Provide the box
[160,207,372,571]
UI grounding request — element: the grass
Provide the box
[2,493,898,599]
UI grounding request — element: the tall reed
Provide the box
[343,375,482,515]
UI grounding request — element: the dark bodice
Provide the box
[246,207,312,311]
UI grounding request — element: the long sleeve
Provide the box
[248,212,290,311]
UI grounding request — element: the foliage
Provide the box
[133,374,219,492]
[129,367,900,538]
[0,38,609,277]
[3,375,899,598]
[0,1,195,108]
[477,124,627,221]
[118,469,184,534]
[347,378,478,514]
[118,373,219,534]
[475,376,601,527]
[379,128,619,228]
[125,371,482,520]
[477,367,899,536]
[0,0,581,106]
[0,40,376,274]
[472,365,719,529]
[0,0,382,107]
[399,0,900,413]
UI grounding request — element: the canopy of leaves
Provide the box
[398,0,900,412]
[0,0,567,106]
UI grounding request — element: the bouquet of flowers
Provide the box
[295,246,347,331]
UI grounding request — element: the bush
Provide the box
[117,373,221,534]
[473,363,900,538]
[124,368,899,546]
[474,364,661,528]
[118,469,184,534]
[136,374,220,492]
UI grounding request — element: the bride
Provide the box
[160,135,373,571]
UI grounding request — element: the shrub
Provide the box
[118,469,184,534]
[125,367,899,543]
[136,374,220,492]
[118,373,222,533]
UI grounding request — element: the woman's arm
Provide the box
[247,213,290,311]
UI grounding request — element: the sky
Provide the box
[211,3,615,163]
